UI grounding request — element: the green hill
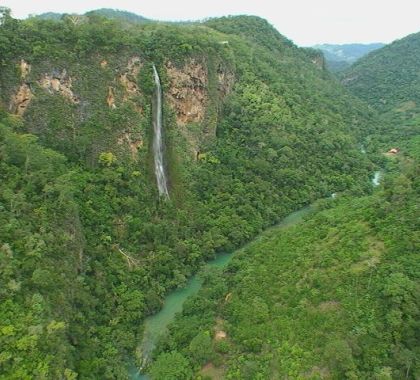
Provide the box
[144,27,420,380]
[0,10,383,379]
[85,9,150,23]
[341,32,420,152]
[154,158,419,379]
[32,8,150,24]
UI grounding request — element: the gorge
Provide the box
[0,9,418,380]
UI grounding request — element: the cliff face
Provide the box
[39,69,80,104]
[10,83,33,115]
[166,59,208,125]
[3,53,234,163]
[165,58,234,156]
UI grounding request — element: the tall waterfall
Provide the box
[152,65,169,198]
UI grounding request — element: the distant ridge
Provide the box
[85,8,150,23]
[313,43,385,72]
[32,8,150,23]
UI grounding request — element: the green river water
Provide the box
[129,205,313,379]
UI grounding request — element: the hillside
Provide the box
[313,43,384,72]
[341,32,420,151]
[0,11,381,379]
[153,158,419,379]
[144,29,420,380]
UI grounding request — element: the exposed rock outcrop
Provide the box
[166,59,208,125]
[119,57,142,98]
[217,63,234,96]
[165,58,234,157]
[39,70,79,103]
[119,73,139,97]
[311,55,325,70]
[10,83,33,115]
[117,132,143,160]
[20,59,31,79]
[127,56,142,76]
[107,86,116,109]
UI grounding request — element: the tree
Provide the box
[149,351,193,380]
[98,152,117,167]
[188,331,213,365]
[0,7,11,26]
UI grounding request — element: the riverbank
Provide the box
[130,205,314,379]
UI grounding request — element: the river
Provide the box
[129,205,313,379]
[129,167,383,378]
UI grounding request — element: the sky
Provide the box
[2,0,420,46]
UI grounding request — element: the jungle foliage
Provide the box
[0,10,407,379]
[153,157,419,379]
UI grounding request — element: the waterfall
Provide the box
[372,170,382,187]
[152,65,169,198]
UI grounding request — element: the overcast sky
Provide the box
[2,0,420,46]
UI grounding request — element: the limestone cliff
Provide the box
[10,83,33,116]
[5,54,233,163]
[39,69,80,104]
[165,58,234,156]
[118,56,142,100]
[20,59,31,79]
[166,59,208,125]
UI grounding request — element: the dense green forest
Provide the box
[342,32,420,152]
[148,30,420,380]
[152,155,419,379]
[0,7,418,380]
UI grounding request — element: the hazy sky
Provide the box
[2,0,420,46]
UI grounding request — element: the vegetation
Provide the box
[147,20,420,380]
[153,157,419,379]
[342,32,420,151]
[1,8,417,380]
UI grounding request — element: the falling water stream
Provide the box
[372,170,382,187]
[152,65,169,198]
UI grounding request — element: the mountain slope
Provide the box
[342,33,420,110]
[0,12,379,379]
[85,9,150,23]
[154,159,419,379]
[341,32,420,151]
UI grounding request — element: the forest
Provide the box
[152,155,419,379]
[0,7,418,380]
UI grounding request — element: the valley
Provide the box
[0,7,418,380]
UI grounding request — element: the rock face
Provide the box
[119,56,142,100]
[20,59,31,79]
[311,55,325,70]
[39,70,79,103]
[165,58,234,157]
[166,59,208,125]
[107,86,116,109]
[117,132,143,160]
[217,63,234,97]
[10,84,33,115]
[7,56,233,161]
